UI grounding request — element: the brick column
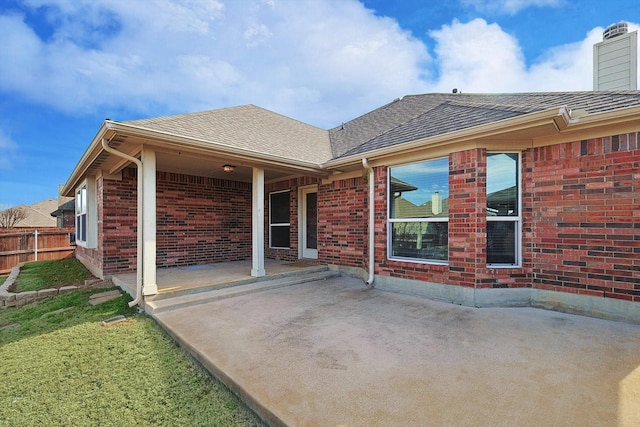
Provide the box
[448,148,486,289]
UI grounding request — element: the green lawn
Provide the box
[0,276,6,286]
[0,287,265,426]
[12,258,94,292]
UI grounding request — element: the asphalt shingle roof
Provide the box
[330,91,640,159]
[124,104,333,164]
[116,92,640,165]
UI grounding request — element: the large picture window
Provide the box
[388,158,449,263]
[486,153,520,266]
[270,191,290,248]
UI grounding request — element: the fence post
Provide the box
[34,229,38,261]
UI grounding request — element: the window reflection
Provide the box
[487,153,518,216]
[486,153,520,266]
[389,158,449,262]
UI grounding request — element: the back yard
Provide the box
[0,260,264,426]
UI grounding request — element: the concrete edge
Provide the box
[373,273,476,306]
[151,314,287,427]
[112,275,136,299]
[343,269,640,325]
[532,289,640,324]
[0,264,22,294]
[328,264,369,283]
[1,263,114,308]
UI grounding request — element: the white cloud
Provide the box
[462,0,564,15]
[427,18,526,92]
[1,0,638,130]
[425,19,640,93]
[0,0,429,127]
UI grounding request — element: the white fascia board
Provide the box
[323,107,570,170]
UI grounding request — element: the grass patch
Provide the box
[0,276,6,286]
[0,287,137,345]
[12,258,94,293]
[0,289,265,426]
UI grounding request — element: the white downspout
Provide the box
[362,158,375,287]
[101,137,144,307]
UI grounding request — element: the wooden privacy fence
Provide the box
[0,228,75,275]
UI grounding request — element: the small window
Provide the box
[74,178,97,248]
[270,191,290,248]
[388,158,449,263]
[76,185,87,244]
[487,153,520,267]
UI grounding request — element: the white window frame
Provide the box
[486,152,522,268]
[269,190,291,249]
[75,177,97,248]
[387,158,449,265]
[76,185,87,244]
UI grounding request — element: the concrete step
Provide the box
[145,269,340,315]
[147,264,330,302]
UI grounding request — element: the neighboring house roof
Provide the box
[50,199,75,217]
[123,104,333,164]
[2,199,58,227]
[329,92,640,159]
[391,197,450,219]
[390,176,418,193]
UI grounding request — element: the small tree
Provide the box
[0,206,28,228]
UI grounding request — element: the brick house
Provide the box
[62,92,640,322]
[50,199,75,228]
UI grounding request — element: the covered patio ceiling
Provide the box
[73,129,328,189]
[153,150,295,183]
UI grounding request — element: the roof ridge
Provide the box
[443,98,542,113]
[123,104,328,132]
[122,104,254,124]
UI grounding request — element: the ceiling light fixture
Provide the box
[222,164,235,173]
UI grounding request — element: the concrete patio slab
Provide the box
[153,275,640,427]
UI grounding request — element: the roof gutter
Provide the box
[324,107,572,170]
[101,137,144,308]
[362,158,375,287]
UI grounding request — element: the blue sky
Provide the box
[0,0,638,209]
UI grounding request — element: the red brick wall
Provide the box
[529,133,640,302]
[448,149,487,288]
[156,172,252,267]
[93,169,253,275]
[56,211,75,228]
[326,136,640,305]
[80,130,640,306]
[375,151,497,287]
[317,176,368,268]
[101,169,138,275]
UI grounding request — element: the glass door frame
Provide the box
[298,185,318,259]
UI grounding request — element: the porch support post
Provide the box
[251,167,266,277]
[141,147,158,295]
